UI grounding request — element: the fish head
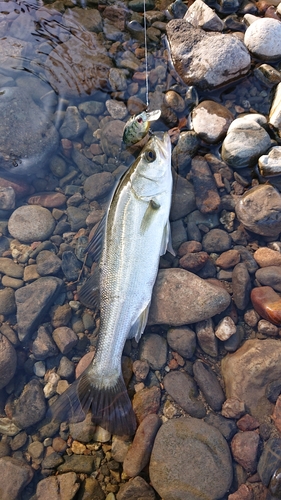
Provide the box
[137,131,171,181]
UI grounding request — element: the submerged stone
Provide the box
[251,286,281,325]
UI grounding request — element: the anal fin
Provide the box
[127,302,150,342]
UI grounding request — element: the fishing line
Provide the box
[143,0,149,109]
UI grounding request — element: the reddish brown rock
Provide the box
[228,484,254,500]
[222,398,245,419]
[190,156,221,214]
[216,249,240,269]
[0,176,33,198]
[27,192,67,208]
[237,414,260,431]
[75,351,95,378]
[251,286,281,325]
[272,394,281,433]
[179,251,208,272]
[123,414,161,477]
[178,240,202,257]
[231,431,260,473]
[132,386,161,424]
[254,247,281,267]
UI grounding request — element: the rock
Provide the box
[163,371,206,418]
[36,473,80,500]
[269,83,281,135]
[41,451,64,469]
[196,318,218,357]
[28,441,44,460]
[0,187,15,210]
[258,319,279,336]
[0,333,16,389]
[204,413,237,441]
[272,395,281,433]
[0,456,33,500]
[222,114,271,169]
[27,192,67,208]
[171,131,199,173]
[116,476,155,500]
[72,149,101,176]
[170,219,187,250]
[231,431,260,473]
[228,484,254,500]
[232,262,251,310]
[202,228,232,253]
[63,6,103,32]
[84,172,115,201]
[150,417,233,500]
[222,398,245,419]
[184,0,224,31]
[0,288,16,315]
[52,327,78,354]
[32,326,58,360]
[237,414,260,431]
[139,334,167,370]
[123,414,161,477]
[216,249,240,269]
[36,250,61,276]
[60,106,87,140]
[215,316,236,341]
[193,360,225,411]
[167,327,196,358]
[251,286,281,325]
[256,266,281,292]
[45,31,113,98]
[12,379,46,428]
[0,258,23,279]
[8,205,55,243]
[69,413,97,443]
[132,360,150,382]
[235,184,281,237]
[166,19,250,90]
[170,174,196,221]
[0,86,59,177]
[221,338,281,421]
[259,146,281,176]
[15,277,63,342]
[51,304,72,329]
[132,386,161,424]
[67,206,87,232]
[192,101,233,143]
[100,120,125,158]
[57,455,95,474]
[258,437,281,486]
[77,477,105,500]
[244,18,281,60]
[190,156,221,213]
[148,269,231,326]
[61,251,82,282]
[254,247,281,267]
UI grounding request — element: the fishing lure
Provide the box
[123,109,161,146]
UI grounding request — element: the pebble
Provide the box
[111,435,132,463]
[116,476,155,500]
[167,326,196,358]
[251,285,281,325]
[237,414,260,431]
[244,18,281,60]
[57,356,75,380]
[215,316,236,341]
[36,250,61,276]
[57,455,96,474]
[228,484,254,500]
[170,174,196,221]
[221,398,246,419]
[231,431,260,473]
[61,251,82,281]
[148,268,231,326]
[11,379,46,429]
[2,276,23,289]
[15,277,63,342]
[27,192,67,208]
[28,441,44,460]
[0,456,34,500]
[36,473,80,500]
[179,251,208,272]
[32,325,58,360]
[259,146,281,176]
[216,249,240,269]
[254,247,281,267]
[193,360,225,411]
[150,417,232,500]
[196,318,218,357]
[84,172,115,201]
[139,333,167,370]
[69,413,96,443]
[123,414,161,477]
[272,394,281,433]
[78,477,105,500]
[8,205,55,243]
[256,266,281,292]
[132,386,161,424]
[258,319,279,336]
[132,360,150,382]
[202,229,232,253]
[190,156,221,214]
[171,131,199,173]
[222,338,281,421]
[163,370,206,418]
[184,0,224,31]
[232,262,251,310]
[0,287,16,316]
[0,186,15,210]
[257,437,281,486]
[192,100,233,143]
[52,327,78,354]
[204,413,237,441]
[51,303,72,329]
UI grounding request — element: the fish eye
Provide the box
[145,149,156,162]
[137,117,143,123]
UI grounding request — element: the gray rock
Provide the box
[184,0,225,31]
[170,174,196,221]
[150,417,233,500]
[117,476,155,500]
[32,326,58,360]
[8,205,55,243]
[0,333,17,389]
[163,371,206,418]
[36,473,80,500]
[258,437,281,487]
[244,18,281,61]
[195,319,218,357]
[66,206,87,232]
[167,326,196,358]
[222,114,271,168]
[139,334,167,370]
[57,454,95,474]
[36,250,61,276]
[256,266,281,292]
[0,288,16,315]
[222,338,281,422]
[57,356,75,380]
[232,262,251,310]
[235,184,281,237]
[193,360,225,411]
[192,100,233,143]
[166,19,250,90]
[61,251,82,282]
[148,269,231,326]
[191,156,221,214]
[170,219,187,250]
[59,106,87,140]
[0,258,23,279]
[259,146,281,177]
[72,149,102,176]
[0,456,33,500]
[52,326,78,354]
[171,131,199,173]
[15,277,63,342]
[0,187,15,210]
[84,172,115,201]
[12,379,46,428]
[204,413,237,441]
[0,86,59,177]
[69,413,96,443]
[202,228,232,253]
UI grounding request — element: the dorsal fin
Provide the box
[78,267,100,310]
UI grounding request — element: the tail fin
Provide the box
[48,368,136,436]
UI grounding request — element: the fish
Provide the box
[123,109,161,146]
[49,132,174,436]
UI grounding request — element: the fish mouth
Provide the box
[151,131,171,160]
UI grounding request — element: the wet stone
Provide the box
[170,174,196,221]
[77,477,105,500]
[41,451,64,469]
[190,156,221,213]
[8,205,55,243]
[256,266,281,292]
[72,149,101,177]
[228,484,254,500]
[234,246,259,275]
[216,249,240,269]
[258,319,279,336]
[204,413,237,441]
[266,379,281,403]
[237,414,260,431]
[163,370,206,418]
[251,286,281,325]
[60,106,87,140]
[193,360,225,411]
[269,468,281,497]
[52,327,78,354]
[257,437,281,487]
[167,326,196,358]
[132,360,150,382]
[179,251,208,272]
[28,440,44,460]
[0,288,16,316]
[231,431,260,473]
[36,250,61,276]
[0,187,15,210]
[196,318,218,357]
[67,206,88,232]
[69,412,96,443]
[61,251,82,282]
[51,304,72,329]
[0,456,33,500]
[27,192,67,209]
[139,333,167,370]
[84,172,115,202]
[192,100,233,143]
[254,247,281,267]
[12,379,46,429]
[202,228,232,253]
[150,417,233,500]
[36,473,80,500]
[57,454,95,474]
[2,276,23,289]
[57,356,75,380]
[32,326,58,360]
[222,398,246,419]
[116,476,155,500]
[0,333,16,390]
[15,277,63,342]
[171,131,200,173]
[132,386,161,424]
[232,263,251,310]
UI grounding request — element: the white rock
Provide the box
[258,146,281,177]
[244,18,281,61]
[184,0,224,31]
[269,82,281,132]
[215,316,236,341]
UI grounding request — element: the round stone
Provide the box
[150,417,233,500]
[8,206,55,243]
[244,18,281,61]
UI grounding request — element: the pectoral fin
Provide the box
[160,221,175,256]
[127,302,150,342]
[140,199,160,234]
